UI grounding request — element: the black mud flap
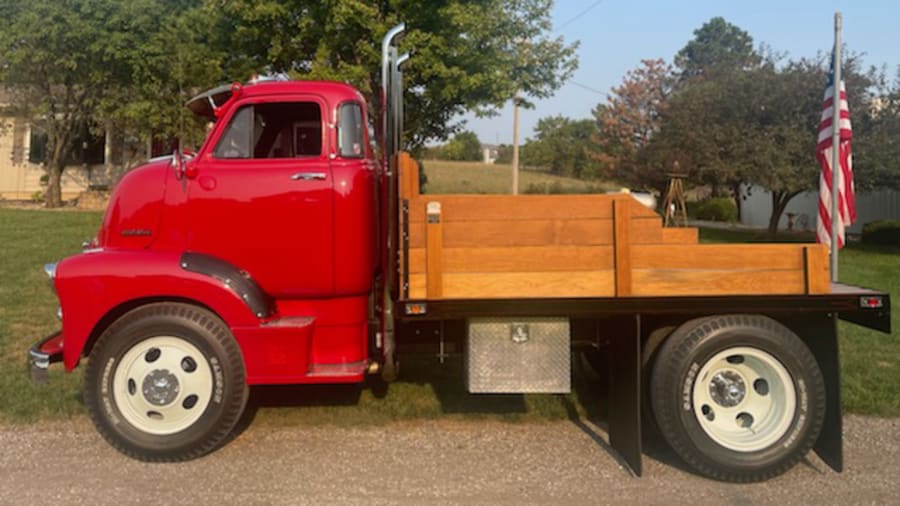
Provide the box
[809,314,843,472]
[608,315,642,476]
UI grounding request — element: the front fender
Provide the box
[56,249,267,370]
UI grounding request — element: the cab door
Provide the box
[186,96,335,298]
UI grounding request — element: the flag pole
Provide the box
[830,12,842,282]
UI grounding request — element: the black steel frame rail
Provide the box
[398,285,890,333]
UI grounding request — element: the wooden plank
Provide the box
[399,152,419,198]
[408,271,615,299]
[408,246,614,274]
[409,219,614,248]
[661,227,698,244]
[614,199,632,296]
[425,202,443,298]
[805,245,831,294]
[632,244,806,270]
[631,269,806,296]
[630,217,664,244]
[408,195,615,222]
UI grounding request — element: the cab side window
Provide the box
[337,102,364,158]
[214,102,322,159]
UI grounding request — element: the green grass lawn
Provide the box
[421,159,614,194]
[0,205,896,426]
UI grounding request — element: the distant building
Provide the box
[482,144,499,164]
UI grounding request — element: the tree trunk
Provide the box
[44,163,64,208]
[731,182,743,223]
[767,190,801,238]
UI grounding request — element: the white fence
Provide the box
[740,185,900,234]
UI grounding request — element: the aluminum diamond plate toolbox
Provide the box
[466,317,570,393]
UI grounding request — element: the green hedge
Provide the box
[687,197,738,223]
[861,220,900,246]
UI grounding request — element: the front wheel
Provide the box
[650,315,825,482]
[84,303,248,461]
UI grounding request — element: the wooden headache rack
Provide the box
[397,153,830,301]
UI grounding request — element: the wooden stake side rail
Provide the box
[396,154,831,300]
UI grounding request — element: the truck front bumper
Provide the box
[29,332,64,383]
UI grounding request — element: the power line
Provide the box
[555,0,605,33]
[569,80,606,95]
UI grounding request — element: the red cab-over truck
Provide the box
[29,25,891,482]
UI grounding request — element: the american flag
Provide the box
[815,57,856,249]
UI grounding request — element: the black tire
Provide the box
[84,302,248,461]
[650,314,825,482]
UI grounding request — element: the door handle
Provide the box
[291,172,327,181]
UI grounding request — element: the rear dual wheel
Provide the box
[650,315,825,482]
[84,303,248,461]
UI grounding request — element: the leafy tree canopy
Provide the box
[590,58,673,192]
[524,116,597,178]
[435,130,483,161]
[675,16,759,80]
[210,0,578,148]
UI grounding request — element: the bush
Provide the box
[688,197,737,222]
[523,181,564,194]
[861,220,900,246]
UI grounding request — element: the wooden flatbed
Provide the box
[396,153,831,301]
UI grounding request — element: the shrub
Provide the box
[861,220,900,246]
[523,181,565,194]
[688,197,737,222]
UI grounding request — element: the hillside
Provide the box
[420,160,613,194]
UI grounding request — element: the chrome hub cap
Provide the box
[142,369,180,406]
[709,370,745,407]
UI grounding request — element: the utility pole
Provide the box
[511,90,520,195]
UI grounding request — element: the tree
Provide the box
[105,3,226,154]
[853,70,900,192]
[655,56,878,235]
[523,116,596,177]
[440,131,483,161]
[0,0,151,206]
[210,0,578,148]
[675,17,759,81]
[590,59,673,195]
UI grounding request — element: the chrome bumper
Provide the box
[29,332,63,384]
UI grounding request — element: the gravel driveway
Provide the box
[1,415,897,505]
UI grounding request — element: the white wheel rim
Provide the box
[691,346,796,452]
[112,336,214,435]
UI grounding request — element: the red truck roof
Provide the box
[186,79,365,119]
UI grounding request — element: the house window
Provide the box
[28,128,48,164]
[27,125,105,165]
[214,102,323,159]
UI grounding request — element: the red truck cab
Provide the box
[31,78,383,460]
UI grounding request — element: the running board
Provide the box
[308,361,368,377]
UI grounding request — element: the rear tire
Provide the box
[650,315,825,482]
[84,303,248,461]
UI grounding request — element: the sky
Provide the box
[462,0,900,145]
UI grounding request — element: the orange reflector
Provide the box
[405,303,427,315]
